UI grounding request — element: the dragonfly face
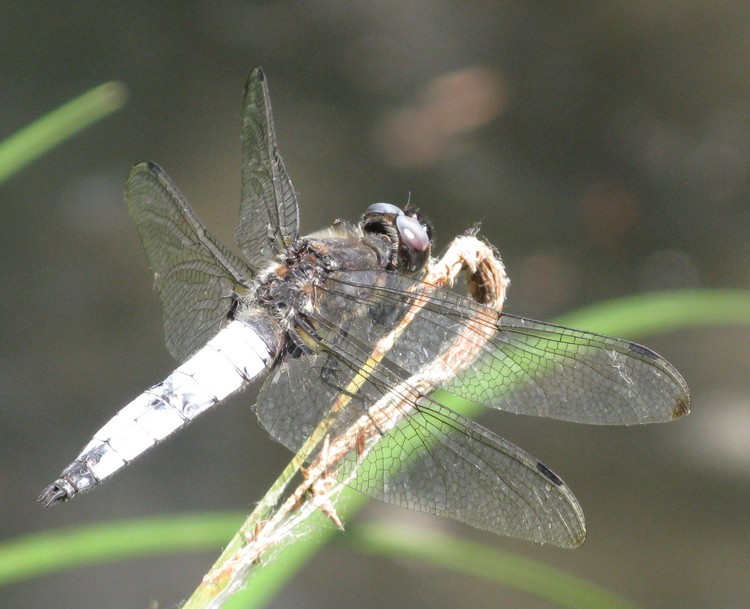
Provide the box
[39,68,690,549]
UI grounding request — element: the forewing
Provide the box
[126,161,254,362]
[320,271,691,425]
[237,67,299,269]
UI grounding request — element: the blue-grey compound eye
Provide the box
[396,214,431,273]
[366,202,403,216]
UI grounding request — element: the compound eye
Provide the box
[365,202,403,216]
[396,214,431,273]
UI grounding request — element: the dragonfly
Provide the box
[39,67,690,548]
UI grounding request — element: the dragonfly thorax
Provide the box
[253,223,393,352]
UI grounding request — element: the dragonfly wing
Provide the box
[321,271,691,425]
[126,162,254,362]
[237,67,299,270]
[255,342,586,547]
[254,263,688,545]
[350,392,587,548]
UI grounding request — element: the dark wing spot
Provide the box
[672,396,691,419]
[537,462,564,486]
[145,160,162,175]
[628,342,657,359]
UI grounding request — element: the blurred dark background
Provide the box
[2,3,749,608]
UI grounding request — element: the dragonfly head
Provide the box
[362,203,432,275]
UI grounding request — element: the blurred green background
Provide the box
[2,3,748,608]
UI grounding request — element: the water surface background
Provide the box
[2,4,748,608]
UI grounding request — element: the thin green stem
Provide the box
[554,289,750,336]
[0,513,243,587]
[0,81,127,185]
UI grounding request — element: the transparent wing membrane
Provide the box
[237,67,299,269]
[254,267,688,546]
[125,162,254,361]
[323,271,690,425]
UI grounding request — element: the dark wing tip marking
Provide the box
[672,396,691,419]
[38,483,69,508]
[129,161,165,186]
[627,341,692,420]
[536,462,564,486]
[628,342,658,359]
[143,160,161,174]
[246,67,266,95]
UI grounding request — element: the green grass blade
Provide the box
[553,289,750,336]
[0,513,243,587]
[350,522,645,609]
[0,81,127,186]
